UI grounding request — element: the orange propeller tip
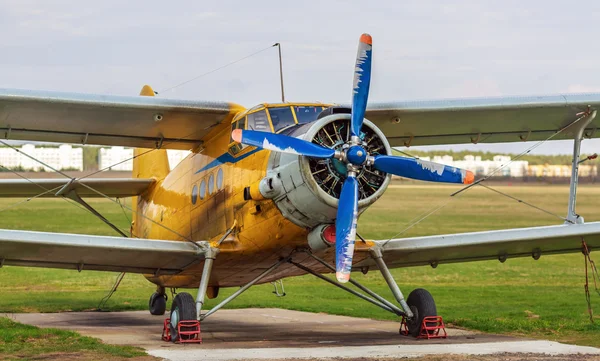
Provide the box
[360,33,372,45]
[232,129,242,143]
[336,272,350,283]
[464,171,475,185]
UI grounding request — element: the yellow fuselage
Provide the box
[132,103,372,292]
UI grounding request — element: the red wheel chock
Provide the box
[162,318,202,343]
[400,315,447,339]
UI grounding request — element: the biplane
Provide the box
[1,33,600,340]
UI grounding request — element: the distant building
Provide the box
[99,147,190,171]
[99,147,133,171]
[0,144,83,171]
[527,164,597,177]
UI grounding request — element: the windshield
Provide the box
[268,107,296,132]
[294,106,324,124]
[247,110,270,131]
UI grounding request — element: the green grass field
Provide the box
[1,182,600,357]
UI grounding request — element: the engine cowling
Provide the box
[263,113,392,228]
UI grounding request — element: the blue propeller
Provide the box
[232,34,474,283]
[372,155,474,185]
[231,129,336,159]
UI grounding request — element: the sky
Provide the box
[1,0,600,155]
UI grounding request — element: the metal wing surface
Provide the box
[0,178,155,198]
[0,88,244,150]
[365,93,600,147]
[0,229,204,274]
[357,222,600,269]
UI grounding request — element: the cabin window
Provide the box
[294,106,324,124]
[191,184,198,204]
[208,173,215,195]
[216,168,224,190]
[199,179,206,200]
[268,107,296,132]
[247,110,270,131]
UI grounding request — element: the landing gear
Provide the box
[169,292,197,341]
[405,288,437,337]
[149,288,167,315]
[297,248,442,338]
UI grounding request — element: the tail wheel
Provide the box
[148,292,167,316]
[169,292,197,341]
[406,288,437,337]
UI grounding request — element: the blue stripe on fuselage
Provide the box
[194,148,262,174]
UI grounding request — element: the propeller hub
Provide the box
[346,145,368,165]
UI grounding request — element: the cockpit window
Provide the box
[268,107,296,132]
[294,106,324,124]
[247,110,270,131]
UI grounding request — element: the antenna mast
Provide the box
[274,43,286,103]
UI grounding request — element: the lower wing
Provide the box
[0,178,154,198]
[357,222,600,269]
[0,229,204,274]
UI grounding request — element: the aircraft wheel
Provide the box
[169,292,197,341]
[148,292,167,315]
[406,288,437,337]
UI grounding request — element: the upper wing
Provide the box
[0,88,244,150]
[0,228,204,274]
[0,178,154,198]
[356,222,600,269]
[365,93,600,147]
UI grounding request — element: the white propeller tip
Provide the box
[336,272,350,283]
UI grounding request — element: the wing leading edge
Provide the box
[0,228,204,274]
[0,178,155,198]
[366,93,600,147]
[0,88,244,150]
[356,222,600,269]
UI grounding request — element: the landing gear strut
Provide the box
[149,286,167,316]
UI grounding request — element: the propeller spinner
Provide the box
[232,34,475,283]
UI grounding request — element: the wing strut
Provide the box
[369,247,414,318]
[566,109,597,224]
[56,180,128,237]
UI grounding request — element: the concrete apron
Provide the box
[6,308,600,360]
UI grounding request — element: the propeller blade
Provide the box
[350,33,373,138]
[373,155,475,184]
[335,175,359,283]
[232,129,335,159]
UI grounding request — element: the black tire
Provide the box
[169,292,197,341]
[148,292,167,315]
[406,288,437,337]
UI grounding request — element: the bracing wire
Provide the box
[160,44,278,93]
[78,182,198,246]
[451,110,594,197]
[478,184,569,223]
[381,110,594,246]
[96,272,126,310]
[0,185,64,214]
